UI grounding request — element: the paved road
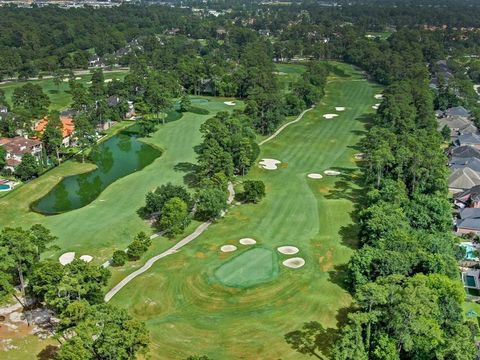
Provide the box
[104,183,235,302]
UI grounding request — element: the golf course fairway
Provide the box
[108,62,381,359]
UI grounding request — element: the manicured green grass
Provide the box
[274,63,306,94]
[0,97,242,264]
[214,247,279,288]
[0,70,128,111]
[109,62,381,359]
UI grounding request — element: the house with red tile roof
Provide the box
[35,116,76,147]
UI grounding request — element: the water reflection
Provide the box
[33,134,161,214]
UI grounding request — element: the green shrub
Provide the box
[111,250,128,266]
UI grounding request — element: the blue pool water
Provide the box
[461,243,478,260]
[0,184,10,191]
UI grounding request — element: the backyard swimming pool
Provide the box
[461,243,478,261]
[0,184,10,191]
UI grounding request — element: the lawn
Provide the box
[0,97,242,264]
[0,69,128,111]
[275,63,306,94]
[108,63,381,359]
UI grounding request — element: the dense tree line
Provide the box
[330,30,475,359]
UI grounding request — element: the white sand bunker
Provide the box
[259,158,281,170]
[224,101,236,106]
[283,257,305,269]
[277,246,300,255]
[324,170,341,176]
[372,103,380,110]
[323,114,339,119]
[75,77,81,80]
[220,245,237,253]
[335,107,346,111]
[239,238,257,245]
[374,94,384,99]
[104,79,113,83]
[59,252,75,265]
[80,255,93,263]
[354,153,366,160]
[307,173,323,179]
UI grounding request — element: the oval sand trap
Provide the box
[307,173,323,179]
[324,170,341,176]
[259,158,281,170]
[221,245,237,253]
[80,255,93,263]
[323,114,339,119]
[239,238,257,245]
[277,246,299,255]
[59,252,75,265]
[374,94,383,99]
[283,257,305,269]
[224,101,236,106]
[335,107,346,111]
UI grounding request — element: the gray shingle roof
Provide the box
[449,167,480,190]
[457,218,480,231]
[451,146,480,159]
[450,157,480,172]
[437,116,471,131]
[460,208,480,219]
[446,106,471,118]
[457,133,480,146]
[459,124,478,135]
[454,185,480,201]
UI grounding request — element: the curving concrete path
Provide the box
[104,183,235,302]
[258,106,314,146]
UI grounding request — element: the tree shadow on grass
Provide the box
[323,167,364,203]
[174,162,199,187]
[284,321,338,360]
[37,345,58,360]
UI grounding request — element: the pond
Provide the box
[32,134,161,214]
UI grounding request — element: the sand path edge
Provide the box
[104,183,235,302]
[259,106,314,146]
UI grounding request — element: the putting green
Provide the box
[214,247,278,288]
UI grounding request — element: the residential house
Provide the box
[35,116,75,147]
[456,208,480,235]
[107,96,135,119]
[458,123,478,135]
[456,133,480,148]
[0,136,42,172]
[450,157,480,172]
[107,95,121,107]
[126,101,135,119]
[437,115,472,137]
[88,54,104,68]
[454,185,480,208]
[448,167,480,193]
[450,145,480,159]
[445,106,471,118]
